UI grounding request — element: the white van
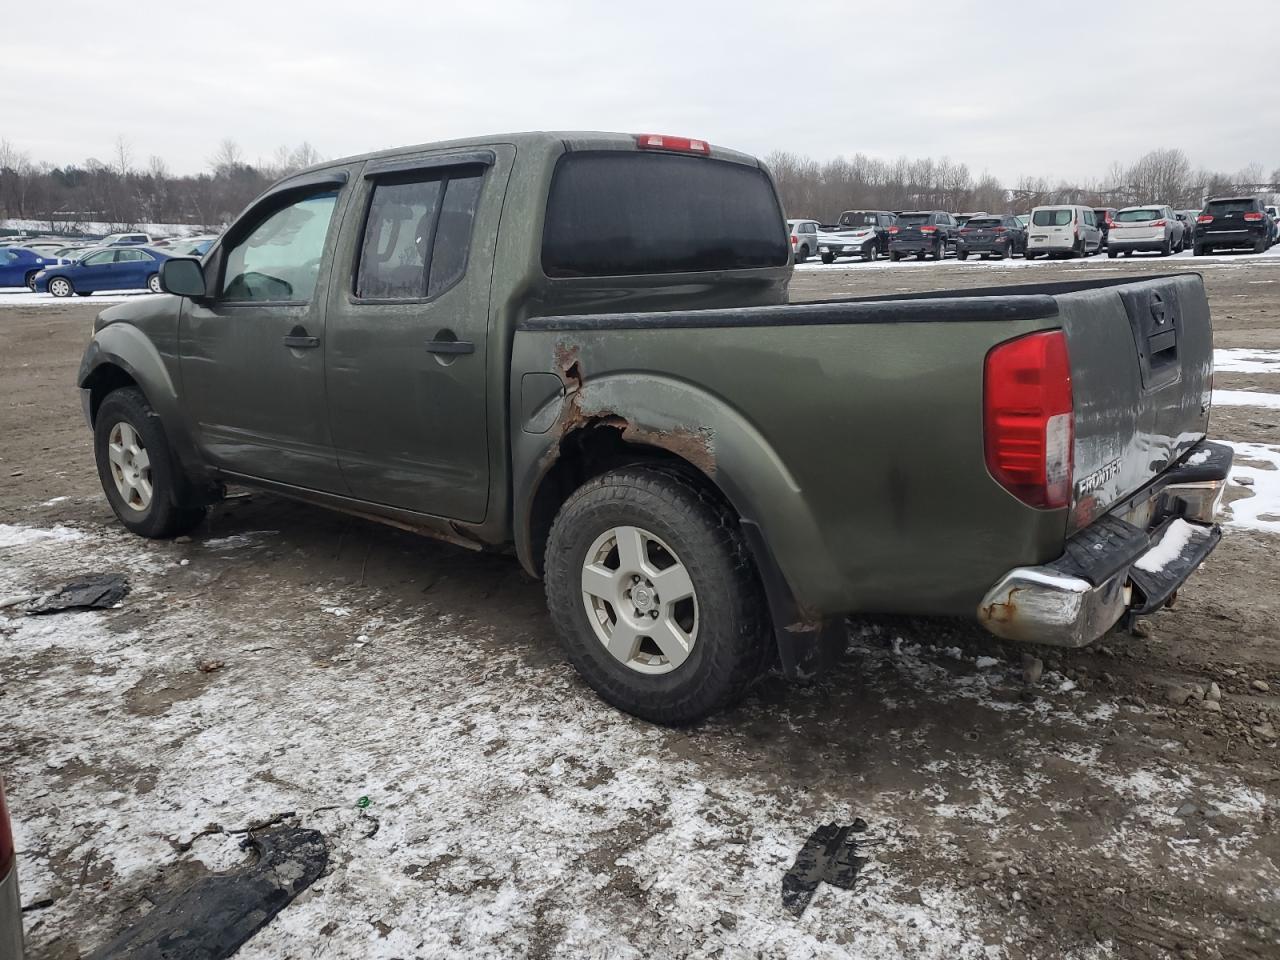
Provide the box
[1025,205,1102,259]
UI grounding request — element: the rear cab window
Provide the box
[541,152,788,277]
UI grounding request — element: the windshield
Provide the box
[965,218,1002,229]
[838,211,879,227]
[1032,209,1073,227]
[895,213,932,226]
[1116,209,1162,222]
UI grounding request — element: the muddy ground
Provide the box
[1,253,1278,959]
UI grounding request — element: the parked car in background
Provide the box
[954,212,988,228]
[1107,205,1186,257]
[54,245,93,260]
[1193,197,1273,255]
[165,236,218,258]
[956,215,1027,259]
[1024,205,1101,259]
[23,242,70,257]
[1267,205,1280,244]
[818,210,895,262]
[1092,208,1117,249]
[888,210,959,261]
[1,777,23,959]
[100,232,151,246]
[786,219,820,262]
[34,246,171,296]
[0,246,65,289]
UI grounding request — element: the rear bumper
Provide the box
[1109,234,1169,251]
[1196,228,1267,247]
[1026,237,1073,252]
[958,238,1011,252]
[0,864,23,960]
[978,440,1231,647]
[890,239,942,253]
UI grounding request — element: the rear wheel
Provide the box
[861,243,876,262]
[932,241,945,261]
[1108,249,1118,259]
[146,273,162,293]
[1254,238,1268,255]
[958,250,970,261]
[1124,249,1132,257]
[915,251,925,261]
[1024,251,1037,260]
[48,276,73,298]
[1160,238,1172,257]
[24,270,38,290]
[889,251,901,262]
[543,466,770,725]
[1000,245,1012,260]
[93,387,205,539]
[820,252,835,264]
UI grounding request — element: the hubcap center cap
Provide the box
[632,586,653,608]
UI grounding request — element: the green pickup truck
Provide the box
[78,131,1231,724]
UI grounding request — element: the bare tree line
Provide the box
[767,147,1280,221]
[3,137,1277,234]
[0,136,323,234]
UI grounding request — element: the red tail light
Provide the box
[993,226,1007,233]
[960,228,973,234]
[919,225,937,233]
[1149,219,1167,227]
[634,134,710,155]
[984,330,1074,509]
[1243,212,1264,222]
[0,778,13,879]
[1197,215,1213,223]
[791,235,798,245]
[888,226,899,234]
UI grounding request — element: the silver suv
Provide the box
[1107,205,1186,257]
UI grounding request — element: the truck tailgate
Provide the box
[1054,273,1212,530]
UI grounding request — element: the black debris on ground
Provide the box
[782,819,870,917]
[29,573,129,615]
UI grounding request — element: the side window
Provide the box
[83,251,115,266]
[355,167,483,301]
[221,189,338,303]
[804,222,817,234]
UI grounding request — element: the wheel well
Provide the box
[526,424,735,577]
[83,364,139,425]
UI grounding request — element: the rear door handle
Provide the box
[282,335,320,349]
[426,339,474,355]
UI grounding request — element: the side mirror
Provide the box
[160,257,208,298]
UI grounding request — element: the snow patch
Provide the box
[1223,441,1280,534]
[1213,348,1280,374]
[1213,389,1280,410]
[0,523,85,548]
[1133,519,1207,574]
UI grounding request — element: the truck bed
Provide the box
[511,274,1213,619]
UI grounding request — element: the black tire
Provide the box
[147,272,162,293]
[889,251,901,262]
[958,251,969,261]
[47,276,74,298]
[1193,244,1205,256]
[544,465,770,725]
[94,387,205,539]
[1254,238,1268,255]
[861,243,876,262]
[1124,249,1132,257]
[76,291,94,297]
[24,270,38,290]
[820,252,835,264]
[1024,251,1037,260]
[1108,249,1118,259]
[1160,238,1172,257]
[931,241,945,261]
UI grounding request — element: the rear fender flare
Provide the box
[514,372,841,677]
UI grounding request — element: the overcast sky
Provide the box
[4,1,1276,184]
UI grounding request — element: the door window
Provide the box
[221,189,339,303]
[355,168,484,301]
[82,251,115,266]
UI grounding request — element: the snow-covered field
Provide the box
[1,218,209,239]
[796,244,1280,272]
[0,288,150,306]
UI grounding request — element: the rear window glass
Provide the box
[895,213,932,226]
[1205,199,1258,215]
[839,211,880,227]
[1116,209,1162,222]
[541,152,788,277]
[1032,209,1073,226]
[965,218,1002,228]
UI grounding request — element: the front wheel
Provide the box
[94,387,205,539]
[544,466,770,725]
[48,276,73,298]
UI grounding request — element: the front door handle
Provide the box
[283,334,320,349]
[426,339,475,355]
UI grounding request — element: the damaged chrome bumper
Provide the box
[978,441,1231,648]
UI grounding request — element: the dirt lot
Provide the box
[2,253,1278,959]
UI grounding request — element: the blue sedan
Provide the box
[34,246,172,297]
[0,246,64,290]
